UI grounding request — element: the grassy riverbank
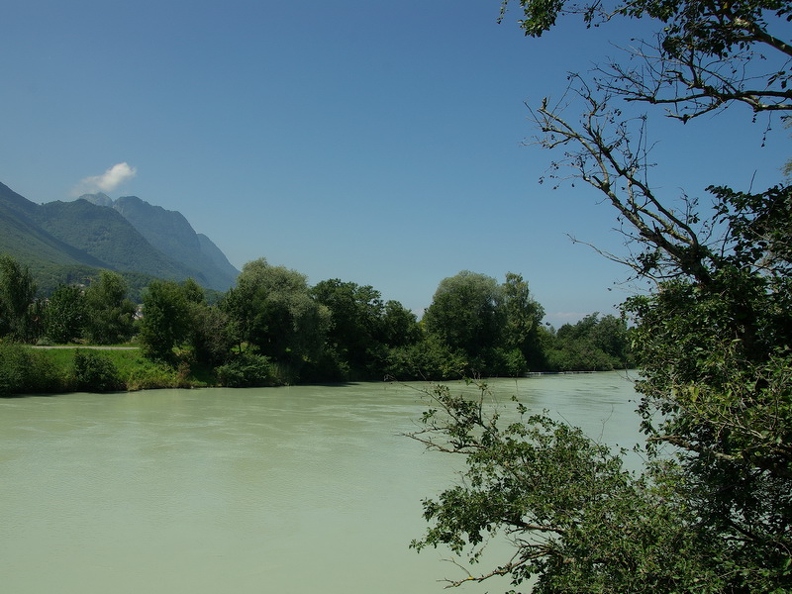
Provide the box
[0,344,210,396]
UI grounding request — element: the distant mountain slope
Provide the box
[35,199,204,283]
[0,182,104,269]
[82,194,239,290]
[0,180,239,294]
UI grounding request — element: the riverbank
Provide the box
[0,344,208,396]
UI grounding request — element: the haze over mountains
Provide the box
[0,180,239,294]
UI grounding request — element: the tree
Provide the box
[501,272,546,369]
[311,279,423,379]
[223,259,330,379]
[423,271,505,360]
[499,0,792,121]
[138,279,191,363]
[188,301,235,368]
[423,271,546,376]
[82,270,136,345]
[410,2,792,592]
[0,255,37,342]
[380,299,422,348]
[547,313,632,371]
[43,284,87,344]
[312,279,385,376]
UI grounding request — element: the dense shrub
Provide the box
[384,336,467,381]
[215,352,275,387]
[71,349,123,392]
[0,343,63,395]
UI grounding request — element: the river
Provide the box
[0,372,642,594]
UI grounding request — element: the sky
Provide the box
[2,0,789,326]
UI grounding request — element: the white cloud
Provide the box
[72,162,137,196]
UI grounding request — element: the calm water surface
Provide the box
[0,372,641,594]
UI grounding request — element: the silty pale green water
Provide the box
[0,372,641,594]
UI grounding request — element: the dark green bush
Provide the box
[0,343,63,395]
[215,352,274,387]
[71,349,123,392]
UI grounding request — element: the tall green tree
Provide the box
[223,259,330,378]
[312,279,385,375]
[423,271,505,359]
[380,299,422,348]
[501,272,545,369]
[82,270,136,345]
[311,279,422,379]
[43,284,87,344]
[411,1,792,592]
[0,255,37,342]
[138,279,191,363]
[423,271,545,375]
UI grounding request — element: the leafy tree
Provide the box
[82,270,136,345]
[424,271,505,360]
[409,382,734,593]
[311,279,422,379]
[423,271,546,376]
[188,301,235,368]
[501,272,546,369]
[312,279,385,376]
[410,1,792,592]
[223,259,330,379]
[0,342,62,395]
[0,255,37,342]
[499,0,791,121]
[43,284,87,344]
[138,279,191,363]
[384,334,467,381]
[214,351,274,388]
[380,299,422,347]
[547,313,632,371]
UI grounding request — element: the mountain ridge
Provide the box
[0,181,239,294]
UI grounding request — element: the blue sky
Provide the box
[2,0,789,326]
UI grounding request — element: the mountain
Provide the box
[0,180,239,295]
[0,182,93,266]
[83,194,239,291]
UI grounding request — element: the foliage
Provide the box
[312,279,423,379]
[43,284,87,344]
[500,0,792,121]
[0,343,62,395]
[138,279,192,363]
[222,259,331,377]
[82,270,136,345]
[385,334,468,381]
[187,299,235,367]
[424,271,505,358]
[0,254,38,342]
[407,1,792,592]
[71,349,123,392]
[408,381,741,593]
[215,351,275,388]
[501,272,545,369]
[423,271,547,376]
[545,313,632,371]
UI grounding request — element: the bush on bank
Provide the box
[0,343,206,396]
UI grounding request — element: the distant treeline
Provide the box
[0,254,632,394]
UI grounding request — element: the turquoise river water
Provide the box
[0,372,642,594]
